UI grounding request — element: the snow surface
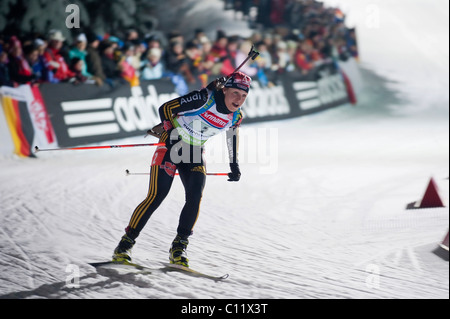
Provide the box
[0,0,448,299]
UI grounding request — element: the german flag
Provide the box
[1,93,35,157]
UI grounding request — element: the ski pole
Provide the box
[34,142,165,153]
[232,44,260,75]
[125,169,228,176]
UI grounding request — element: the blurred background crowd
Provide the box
[0,0,358,94]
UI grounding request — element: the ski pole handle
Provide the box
[35,143,165,153]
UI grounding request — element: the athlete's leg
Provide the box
[168,161,206,267]
[176,162,206,238]
[113,143,176,261]
[126,146,176,239]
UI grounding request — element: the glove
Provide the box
[228,163,241,182]
[207,77,227,91]
[146,123,164,138]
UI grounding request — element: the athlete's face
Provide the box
[223,88,248,113]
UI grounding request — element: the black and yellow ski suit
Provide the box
[124,87,242,241]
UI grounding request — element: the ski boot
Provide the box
[169,235,189,267]
[112,234,136,263]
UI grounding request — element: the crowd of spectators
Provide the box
[0,0,357,94]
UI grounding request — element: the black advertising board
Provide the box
[40,79,177,147]
[243,61,349,123]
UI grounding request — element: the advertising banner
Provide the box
[39,79,178,147]
[238,61,349,123]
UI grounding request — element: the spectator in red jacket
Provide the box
[295,39,319,74]
[43,30,75,82]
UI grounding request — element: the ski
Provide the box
[89,260,153,273]
[89,261,229,281]
[161,263,229,281]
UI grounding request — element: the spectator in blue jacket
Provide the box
[69,33,92,77]
[23,44,49,83]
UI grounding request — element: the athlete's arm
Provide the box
[226,126,239,165]
[158,89,209,127]
[226,113,243,182]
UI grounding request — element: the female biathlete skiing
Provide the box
[112,72,252,267]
